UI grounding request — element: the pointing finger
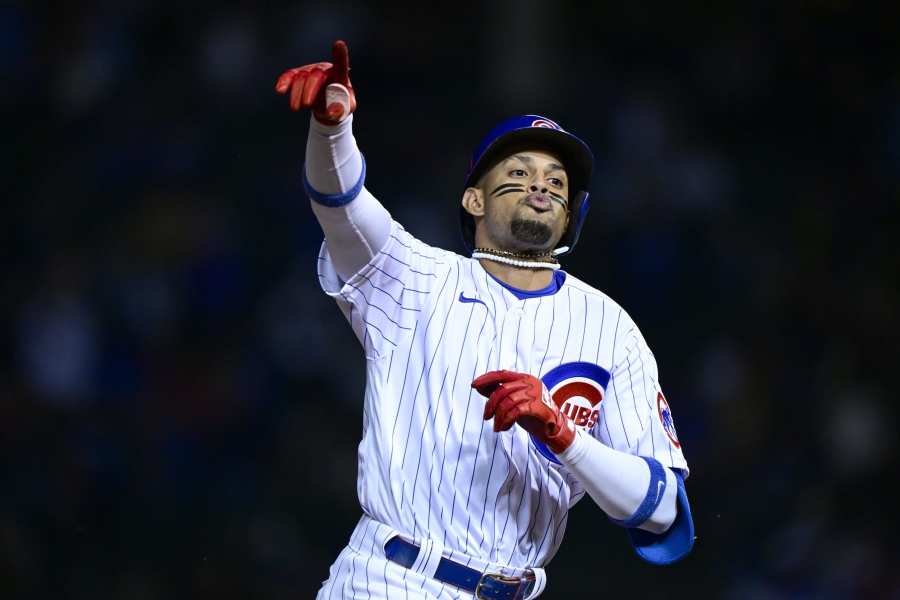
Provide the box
[331,39,350,84]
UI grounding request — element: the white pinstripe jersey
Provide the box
[317,220,689,570]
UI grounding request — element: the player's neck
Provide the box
[477,259,555,291]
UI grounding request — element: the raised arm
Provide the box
[274,40,391,282]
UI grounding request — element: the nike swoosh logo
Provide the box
[458,292,486,306]
[656,480,665,501]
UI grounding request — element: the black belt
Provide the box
[384,536,535,600]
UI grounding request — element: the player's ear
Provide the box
[461,187,485,217]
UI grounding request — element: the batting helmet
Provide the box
[460,115,594,256]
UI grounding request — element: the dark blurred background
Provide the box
[3,1,899,598]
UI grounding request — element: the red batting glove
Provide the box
[472,370,576,455]
[274,39,358,125]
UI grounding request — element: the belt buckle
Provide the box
[475,572,522,600]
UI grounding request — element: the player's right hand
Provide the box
[274,39,357,125]
[473,370,576,455]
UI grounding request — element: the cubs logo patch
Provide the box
[532,362,610,464]
[531,118,562,130]
[657,391,680,448]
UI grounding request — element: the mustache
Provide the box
[489,183,568,207]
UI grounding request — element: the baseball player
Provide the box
[275,40,695,599]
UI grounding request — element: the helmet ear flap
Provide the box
[553,191,590,257]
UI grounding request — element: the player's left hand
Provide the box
[472,370,576,454]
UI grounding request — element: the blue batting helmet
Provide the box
[460,115,594,256]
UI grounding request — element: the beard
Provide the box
[510,218,553,248]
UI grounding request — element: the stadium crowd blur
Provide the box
[3,2,899,598]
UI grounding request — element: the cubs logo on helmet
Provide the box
[532,361,611,464]
[530,118,562,130]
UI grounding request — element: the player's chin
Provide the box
[509,217,555,248]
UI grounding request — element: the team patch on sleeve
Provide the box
[656,391,681,448]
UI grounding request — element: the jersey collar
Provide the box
[485,269,567,300]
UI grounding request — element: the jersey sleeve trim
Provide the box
[304,153,367,207]
[625,469,694,564]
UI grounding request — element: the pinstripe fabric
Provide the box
[315,222,689,595]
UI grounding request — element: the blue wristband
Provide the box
[303,153,367,207]
[609,456,667,529]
